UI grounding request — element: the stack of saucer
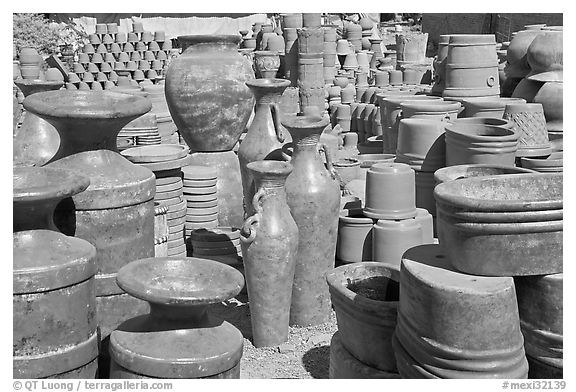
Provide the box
[181,166,220,241]
[121,144,190,257]
[188,227,242,265]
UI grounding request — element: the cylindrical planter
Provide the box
[461,97,526,118]
[503,103,552,157]
[445,123,519,166]
[356,153,396,179]
[372,219,423,267]
[282,114,340,326]
[240,161,298,347]
[238,78,291,216]
[400,99,462,122]
[329,332,400,379]
[514,273,563,379]
[520,152,563,173]
[434,173,562,276]
[394,244,528,379]
[336,208,374,264]
[254,50,280,79]
[533,81,562,132]
[165,35,254,152]
[431,35,451,96]
[449,117,513,129]
[434,164,536,185]
[13,230,98,379]
[364,162,417,220]
[326,262,400,372]
[109,257,245,378]
[396,118,446,172]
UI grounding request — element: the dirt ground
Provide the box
[211,292,338,379]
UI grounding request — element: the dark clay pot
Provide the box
[240,161,299,347]
[109,257,245,378]
[165,35,255,152]
[238,78,291,216]
[282,114,341,326]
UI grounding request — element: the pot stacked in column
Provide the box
[297,26,325,114]
[322,25,338,85]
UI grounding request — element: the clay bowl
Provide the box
[434,164,536,185]
[434,173,562,276]
[117,257,244,306]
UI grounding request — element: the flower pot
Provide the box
[400,99,462,122]
[109,257,245,378]
[461,97,526,118]
[336,208,374,263]
[240,161,298,347]
[165,35,254,152]
[396,118,446,172]
[533,81,563,132]
[254,50,281,79]
[326,262,400,371]
[503,103,552,157]
[394,244,528,379]
[334,158,361,188]
[434,173,562,276]
[445,123,519,166]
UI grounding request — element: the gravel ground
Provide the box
[210,293,338,379]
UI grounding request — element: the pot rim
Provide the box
[434,164,536,184]
[445,124,518,142]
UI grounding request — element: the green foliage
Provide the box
[13,13,61,56]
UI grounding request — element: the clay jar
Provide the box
[326,262,400,372]
[109,257,245,378]
[434,173,562,276]
[165,35,254,152]
[240,161,299,347]
[393,244,528,379]
[396,118,446,172]
[13,230,98,379]
[444,123,519,166]
[461,97,526,118]
[364,162,417,220]
[238,78,290,216]
[282,114,340,326]
[336,208,374,264]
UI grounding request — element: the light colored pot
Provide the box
[396,118,445,172]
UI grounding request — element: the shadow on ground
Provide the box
[209,293,253,340]
[302,345,331,379]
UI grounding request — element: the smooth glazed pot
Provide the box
[238,78,290,216]
[326,262,400,372]
[394,244,528,379]
[109,257,245,378]
[240,161,299,347]
[282,114,340,326]
[13,230,98,379]
[336,208,375,264]
[333,158,361,188]
[165,35,254,152]
[434,173,562,276]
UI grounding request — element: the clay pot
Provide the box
[238,78,290,215]
[329,331,400,379]
[240,161,299,347]
[443,35,500,99]
[336,209,374,264]
[165,35,254,152]
[533,81,563,132]
[502,103,552,157]
[372,218,424,267]
[449,117,513,129]
[334,158,361,188]
[364,162,417,220]
[13,79,64,167]
[254,50,281,78]
[302,13,321,28]
[394,244,528,379]
[520,152,563,173]
[13,230,98,379]
[434,173,562,276]
[396,118,445,172]
[13,167,90,232]
[505,30,544,78]
[514,273,563,378]
[110,257,244,378]
[395,32,428,63]
[526,32,562,82]
[400,100,462,122]
[434,164,536,185]
[461,97,526,118]
[326,262,400,371]
[511,78,543,102]
[282,114,340,326]
[282,13,303,29]
[445,123,519,167]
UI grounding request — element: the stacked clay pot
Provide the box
[189,227,241,266]
[297,25,325,114]
[18,47,42,80]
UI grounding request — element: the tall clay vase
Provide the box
[282,114,341,326]
[165,35,255,152]
[240,161,299,347]
[238,78,291,216]
[13,79,64,167]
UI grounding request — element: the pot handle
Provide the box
[240,189,264,244]
[318,142,337,180]
[270,103,285,143]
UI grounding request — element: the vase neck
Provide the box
[251,86,286,106]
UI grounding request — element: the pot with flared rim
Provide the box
[396,118,446,172]
[434,164,536,185]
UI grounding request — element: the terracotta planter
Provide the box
[434,173,562,276]
[396,32,428,63]
[13,167,90,232]
[461,97,526,118]
[326,262,400,371]
[329,332,400,379]
[434,164,536,185]
[503,103,551,157]
[514,273,563,379]
[240,161,298,347]
[356,153,396,178]
[372,219,423,267]
[400,100,462,122]
[336,208,374,264]
[254,50,281,79]
[334,158,361,188]
[110,257,244,378]
[165,35,254,152]
[396,118,446,172]
[394,244,528,379]
[364,162,417,220]
[282,114,340,326]
[13,230,98,379]
[238,78,290,215]
[13,80,64,167]
[445,123,519,166]
[520,152,563,173]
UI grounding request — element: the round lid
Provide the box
[13,167,90,203]
[46,150,155,209]
[182,165,218,180]
[13,230,97,293]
